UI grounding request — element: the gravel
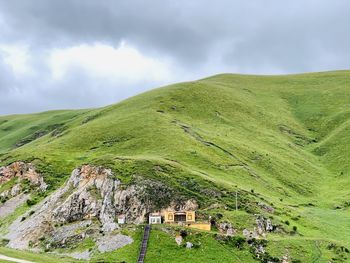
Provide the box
[97,234,133,253]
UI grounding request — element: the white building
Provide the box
[118,215,126,224]
[149,213,162,224]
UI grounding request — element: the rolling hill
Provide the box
[1,70,350,262]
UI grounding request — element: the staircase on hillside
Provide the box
[137,224,151,263]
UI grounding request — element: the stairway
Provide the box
[137,224,151,263]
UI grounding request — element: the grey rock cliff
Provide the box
[4,164,182,250]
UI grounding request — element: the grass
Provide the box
[90,226,143,263]
[1,70,350,261]
[0,247,79,263]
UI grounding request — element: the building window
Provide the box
[168,214,173,220]
[188,214,192,220]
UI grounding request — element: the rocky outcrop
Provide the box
[52,166,119,232]
[0,162,47,192]
[0,162,47,219]
[218,222,236,236]
[256,215,274,235]
[4,164,185,250]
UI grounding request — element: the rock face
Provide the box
[4,164,182,250]
[52,166,119,232]
[0,162,47,191]
[0,162,47,219]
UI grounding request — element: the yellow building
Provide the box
[164,211,195,223]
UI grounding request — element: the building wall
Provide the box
[164,211,174,223]
[188,223,211,231]
[149,216,161,224]
[164,211,196,223]
[186,211,195,222]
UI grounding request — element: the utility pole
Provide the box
[235,190,238,211]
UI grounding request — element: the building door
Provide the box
[174,214,186,222]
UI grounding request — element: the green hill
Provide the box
[1,70,350,262]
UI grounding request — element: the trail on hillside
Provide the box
[0,254,34,263]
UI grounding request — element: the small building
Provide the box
[118,215,126,224]
[164,211,195,223]
[149,213,162,224]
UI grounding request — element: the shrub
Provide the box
[180,230,188,238]
[292,226,298,232]
[285,220,290,225]
[26,199,37,206]
[231,236,246,250]
[0,238,9,246]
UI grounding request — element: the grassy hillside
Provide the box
[1,70,350,262]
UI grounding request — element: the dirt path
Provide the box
[0,254,34,263]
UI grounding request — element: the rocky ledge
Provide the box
[0,161,47,198]
[2,164,195,250]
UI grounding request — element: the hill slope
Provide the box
[1,70,350,262]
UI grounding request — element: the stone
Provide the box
[243,229,250,238]
[186,242,193,249]
[256,215,274,236]
[175,235,183,246]
[218,222,236,236]
[10,184,21,197]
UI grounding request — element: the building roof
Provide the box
[149,212,162,217]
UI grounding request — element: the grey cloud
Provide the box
[2,0,350,68]
[0,0,350,114]
[0,55,16,92]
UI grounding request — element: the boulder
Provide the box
[186,242,193,249]
[175,235,183,246]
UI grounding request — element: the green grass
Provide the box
[145,227,254,263]
[90,226,143,263]
[1,70,350,262]
[0,247,79,263]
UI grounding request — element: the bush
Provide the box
[218,235,246,250]
[231,236,246,250]
[0,238,9,246]
[26,199,37,206]
[292,226,298,232]
[180,230,188,238]
[285,220,290,225]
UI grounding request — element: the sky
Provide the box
[0,0,350,115]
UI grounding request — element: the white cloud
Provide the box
[48,42,175,84]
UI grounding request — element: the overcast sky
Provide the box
[0,0,349,115]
